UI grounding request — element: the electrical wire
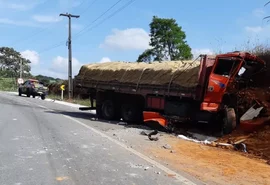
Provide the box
[38,0,135,53]
[39,41,67,54]
[73,0,135,41]
[10,0,98,46]
[79,0,100,15]
[73,0,123,38]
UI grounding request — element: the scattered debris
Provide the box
[177,133,250,153]
[155,171,161,174]
[144,166,149,171]
[170,150,175,153]
[218,125,270,160]
[240,105,264,121]
[140,130,159,141]
[177,134,213,145]
[233,143,247,153]
[162,144,172,150]
[167,174,176,178]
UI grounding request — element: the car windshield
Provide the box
[31,81,43,87]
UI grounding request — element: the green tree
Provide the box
[0,47,31,78]
[137,49,154,62]
[137,16,192,62]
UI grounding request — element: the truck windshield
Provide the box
[237,59,264,78]
[214,58,239,77]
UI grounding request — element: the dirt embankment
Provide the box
[220,52,270,162]
[218,125,270,161]
[144,135,270,185]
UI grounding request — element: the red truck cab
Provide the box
[201,52,265,112]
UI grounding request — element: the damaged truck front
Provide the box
[74,52,265,134]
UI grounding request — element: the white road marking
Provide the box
[64,115,196,184]
[18,98,197,185]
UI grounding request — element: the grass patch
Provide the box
[0,78,17,91]
[47,94,93,107]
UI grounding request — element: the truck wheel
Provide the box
[96,104,103,119]
[102,100,116,120]
[121,104,142,124]
[223,107,237,134]
[26,89,30,97]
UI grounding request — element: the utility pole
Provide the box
[59,13,80,99]
[20,59,23,79]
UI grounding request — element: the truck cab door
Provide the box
[201,57,242,112]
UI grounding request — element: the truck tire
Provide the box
[96,104,103,119]
[102,100,116,120]
[223,107,237,134]
[121,103,142,124]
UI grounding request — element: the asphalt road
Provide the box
[0,92,199,185]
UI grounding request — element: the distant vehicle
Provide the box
[18,79,48,100]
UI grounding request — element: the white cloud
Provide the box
[192,48,214,59]
[50,56,82,77]
[32,15,63,23]
[252,9,266,18]
[0,18,39,27]
[99,57,111,63]
[31,68,68,79]
[20,50,40,66]
[0,0,40,11]
[245,26,263,33]
[100,28,150,50]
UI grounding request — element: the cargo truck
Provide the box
[74,52,265,134]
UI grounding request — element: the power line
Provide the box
[39,41,66,54]
[73,0,123,38]
[74,0,135,41]
[10,0,91,46]
[10,0,54,45]
[79,0,100,15]
[38,0,135,53]
[11,27,51,46]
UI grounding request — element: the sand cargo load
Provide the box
[75,60,201,88]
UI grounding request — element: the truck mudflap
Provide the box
[143,111,168,130]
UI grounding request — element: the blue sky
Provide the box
[0,0,269,79]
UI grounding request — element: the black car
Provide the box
[18,79,48,100]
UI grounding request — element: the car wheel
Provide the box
[26,89,30,97]
[41,94,45,100]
